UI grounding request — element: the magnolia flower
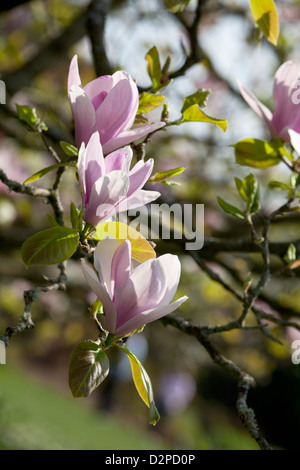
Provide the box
[81,238,188,338]
[78,131,160,226]
[68,55,165,154]
[238,60,300,142]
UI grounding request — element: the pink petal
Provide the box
[101,121,166,155]
[81,258,117,332]
[125,158,154,199]
[95,78,139,145]
[82,132,105,206]
[272,61,300,138]
[110,240,132,295]
[93,238,122,298]
[237,80,273,133]
[113,257,170,328]
[116,189,161,213]
[69,85,96,147]
[114,296,188,337]
[84,170,129,226]
[104,146,133,174]
[68,55,81,91]
[84,75,114,103]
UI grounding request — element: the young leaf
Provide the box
[60,141,79,157]
[93,222,156,263]
[268,180,293,196]
[145,46,162,92]
[119,345,160,425]
[181,89,211,113]
[16,104,47,131]
[235,174,260,214]
[177,104,227,132]
[285,244,297,264]
[21,227,79,267]
[164,0,191,13]
[217,197,244,219]
[148,167,185,184]
[249,0,279,46]
[46,213,60,227]
[138,92,166,114]
[24,162,76,184]
[232,138,281,168]
[69,341,109,398]
[70,202,83,232]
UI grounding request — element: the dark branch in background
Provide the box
[0,0,33,13]
[0,262,67,347]
[4,8,89,95]
[87,0,112,77]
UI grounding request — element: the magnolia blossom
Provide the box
[81,238,188,338]
[68,55,165,154]
[78,131,160,226]
[238,60,300,142]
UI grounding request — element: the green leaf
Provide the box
[24,162,76,184]
[16,104,47,131]
[177,104,227,132]
[21,227,79,267]
[119,345,160,425]
[148,167,185,184]
[164,0,190,13]
[46,213,60,227]
[232,138,281,168]
[145,46,162,92]
[235,174,260,213]
[268,180,293,196]
[217,196,244,219]
[181,89,211,113]
[70,202,83,232]
[68,341,109,398]
[249,0,279,46]
[16,104,38,128]
[285,244,297,264]
[138,92,166,114]
[60,141,79,157]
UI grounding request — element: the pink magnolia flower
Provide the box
[81,238,188,338]
[78,131,160,227]
[68,55,165,154]
[238,60,300,142]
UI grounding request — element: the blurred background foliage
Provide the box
[1,0,300,450]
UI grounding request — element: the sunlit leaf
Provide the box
[24,162,76,184]
[60,141,79,157]
[232,138,281,168]
[69,341,109,398]
[249,0,279,46]
[235,174,260,213]
[181,89,211,113]
[93,222,156,263]
[217,197,244,219]
[178,104,227,132]
[148,167,185,184]
[21,227,79,267]
[138,92,166,114]
[119,345,160,425]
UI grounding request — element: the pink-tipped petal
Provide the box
[81,258,117,332]
[110,240,132,294]
[104,146,133,174]
[84,75,114,103]
[68,55,81,91]
[101,121,166,155]
[95,78,139,144]
[69,85,96,147]
[84,170,129,226]
[114,296,188,337]
[237,80,273,132]
[84,132,105,204]
[116,189,161,213]
[272,61,300,138]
